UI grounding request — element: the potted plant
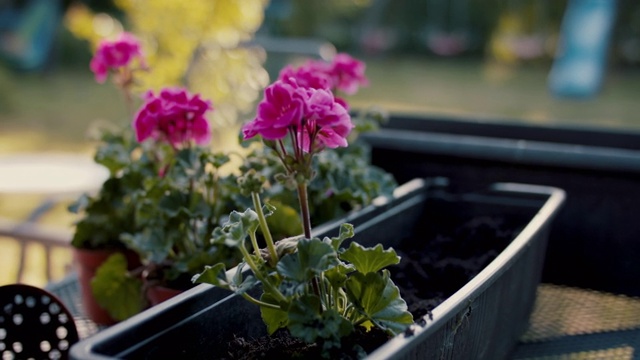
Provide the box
[70,31,400,326]
[68,31,150,325]
[69,55,565,359]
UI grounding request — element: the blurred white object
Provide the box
[0,153,109,283]
[0,153,108,195]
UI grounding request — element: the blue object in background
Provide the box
[548,0,617,98]
[0,0,63,71]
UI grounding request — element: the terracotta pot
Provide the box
[73,248,141,325]
[146,285,183,306]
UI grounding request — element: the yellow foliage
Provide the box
[118,0,270,126]
[64,0,269,128]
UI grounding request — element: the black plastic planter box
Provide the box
[363,115,640,298]
[70,178,564,360]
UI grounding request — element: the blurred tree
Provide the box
[64,0,269,128]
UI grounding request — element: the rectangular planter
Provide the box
[364,114,640,297]
[70,178,564,360]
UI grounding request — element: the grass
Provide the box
[0,53,638,288]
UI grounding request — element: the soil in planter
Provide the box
[224,328,390,360]
[219,215,519,359]
[392,215,519,320]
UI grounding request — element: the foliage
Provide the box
[194,53,410,356]
[195,221,413,354]
[91,252,144,321]
[120,146,242,285]
[68,127,153,250]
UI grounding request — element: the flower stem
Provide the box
[297,182,312,239]
[238,242,287,304]
[241,293,280,310]
[249,231,261,258]
[251,192,278,267]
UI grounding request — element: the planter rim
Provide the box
[364,128,640,174]
[377,113,640,148]
[367,183,565,360]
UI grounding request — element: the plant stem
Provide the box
[297,182,312,239]
[241,293,280,310]
[249,231,261,258]
[238,241,287,304]
[251,192,278,266]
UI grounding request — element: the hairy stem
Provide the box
[251,192,278,266]
[241,293,280,310]
[249,231,261,258]
[297,182,312,239]
[238,242,287,304]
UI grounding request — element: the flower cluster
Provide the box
[278,53,369,98]
[242,80,352,153]
[78,32,245,321]
[133,88,213,148]
[90,31,147,84]
[195,53,411,356]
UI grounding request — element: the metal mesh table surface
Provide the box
[45,273,103,340]
[513,284,640,360]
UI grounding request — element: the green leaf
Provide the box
[121,228,172,264]
[91,253,144,321]
[345,270,413,335]
[324,263,355,290]
[340,242,400,274]
[158,192,185,217]
[212,209,259,248]
[192,262,256,294]
[288,294,353,349]
[324,223,355,251]
[191,263,230,289]
[260,293,288,335]
[277,238,338,283]
[207,152,231,168]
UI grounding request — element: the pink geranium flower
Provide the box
[278,61,333,91]
[243,80,353,153]
[276,53,368,96]
[328,53,369,95]
[300,88,352,151]
[242,80,307,141]
[133,87,213,148]
[90,32,147,83]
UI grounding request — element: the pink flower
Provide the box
[90,32,146,83]
[329,53,369,95]
[133,88,213,147]
[242,81,307,141]
[243,80,353,153]
[299,88,352,151]
[278,61,332,90]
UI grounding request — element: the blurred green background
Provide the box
[1,0,639,286]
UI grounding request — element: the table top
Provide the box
[0,153,109,196]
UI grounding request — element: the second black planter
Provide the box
[70,178,564,360]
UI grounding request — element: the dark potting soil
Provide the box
[222,215,519,359]
[392,215,519,320]
[224,327,391,360]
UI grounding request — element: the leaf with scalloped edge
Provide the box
[345,269,413,335]
[340,242,400,274]
[91,253,144,322]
